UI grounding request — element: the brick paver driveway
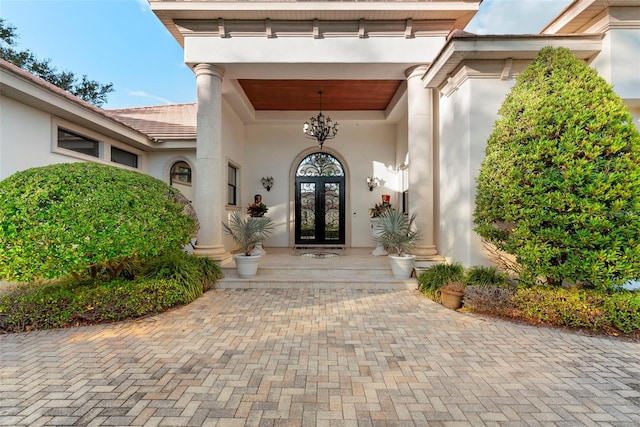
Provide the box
[1,289,639,426]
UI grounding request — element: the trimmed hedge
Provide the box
[0,162,197,282]
[0,278,187,333]
[512,287,640,334]
[474,47,640,290]
[0,251,222,333]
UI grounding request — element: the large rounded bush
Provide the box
[0,162,197,281]
[474,47,640,290]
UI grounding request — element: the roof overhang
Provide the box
[149,0,482,46]
[541,0,639,34]
[0,60,155,150]
[423,33,604,90]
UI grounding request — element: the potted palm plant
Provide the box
[373,209,420,279]
[223,211,274,278]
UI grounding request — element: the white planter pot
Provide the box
[234,254,261,279]
[251,242,266,256]
[371,218,387,256]
[388,254,415,279]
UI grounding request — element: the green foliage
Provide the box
[465,266,509,287]
[474,46,640,290]
[141,250,222,300]
[417,263,465,301]
[0,251,222,333]
[0,162,197,282]
[369,201,392,218]
[246,202,268,217]
[0,278,187,333]
[223,212,274,256]
[0,19,114,106]
[513,287,640,334]
[372,209,420,256]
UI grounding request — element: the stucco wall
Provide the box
[1,96,152,182]
[591,28,640,101]
[438,78,515,266]
[0,96,80,180]
[244,121,397,248]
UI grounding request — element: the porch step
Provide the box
[216,248,420,290]
[218,265,417,290]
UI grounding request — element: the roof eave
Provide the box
[149,0,482,47]
[0,60,156,150]
[422,33,604,89]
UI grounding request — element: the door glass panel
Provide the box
[300,182,316,241]
[324,182,340,241]
[296,153,344,177]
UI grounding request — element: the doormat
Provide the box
[301,252,340,259]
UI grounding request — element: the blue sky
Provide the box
[1,0,571,110]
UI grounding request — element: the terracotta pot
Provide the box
[441,288,464,310]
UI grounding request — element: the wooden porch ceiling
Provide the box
[237,80,403,111]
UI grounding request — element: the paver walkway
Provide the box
[1,288,639,426]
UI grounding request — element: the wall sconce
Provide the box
[261,176,274,191]
[366,176,380,191]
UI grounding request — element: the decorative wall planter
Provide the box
[371,218,387,256]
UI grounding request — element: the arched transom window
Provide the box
[296,152,344,177]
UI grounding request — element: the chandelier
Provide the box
[303,91,338,150]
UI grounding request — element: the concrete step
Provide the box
[218,266,417,290]
[223,264,395,278]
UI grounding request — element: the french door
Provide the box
[294,153,346,245]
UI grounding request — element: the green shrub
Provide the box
[602,291,640,333]
[512,287,640,334]
[418,263,465,301]
[474,46,640,290]
[141,250,222,300]
[464,266,509,287]
[0,162,197,282]
[190,255,224,292]
[0,277,190,333]
[0,251,222,333]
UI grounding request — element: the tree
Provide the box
[474,46,640,290]
[0,162,197,282]
[0,19,114,107]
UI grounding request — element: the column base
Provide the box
[193,245,231,264]
[412,245,439,258]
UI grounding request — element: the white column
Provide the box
[406,65,438,257]
[193,64,229,261]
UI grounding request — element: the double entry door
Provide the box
[294,152,345,245]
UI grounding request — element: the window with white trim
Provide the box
[111,146,139,168]
[228,163,238,206]
[57,128,99,158]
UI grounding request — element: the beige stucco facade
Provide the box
[1,0,639,267]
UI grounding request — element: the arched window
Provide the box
[169,161,193,202]
[170,161,192,184]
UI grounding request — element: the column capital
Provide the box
[405,65,430,80]
[194,63,225,79]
